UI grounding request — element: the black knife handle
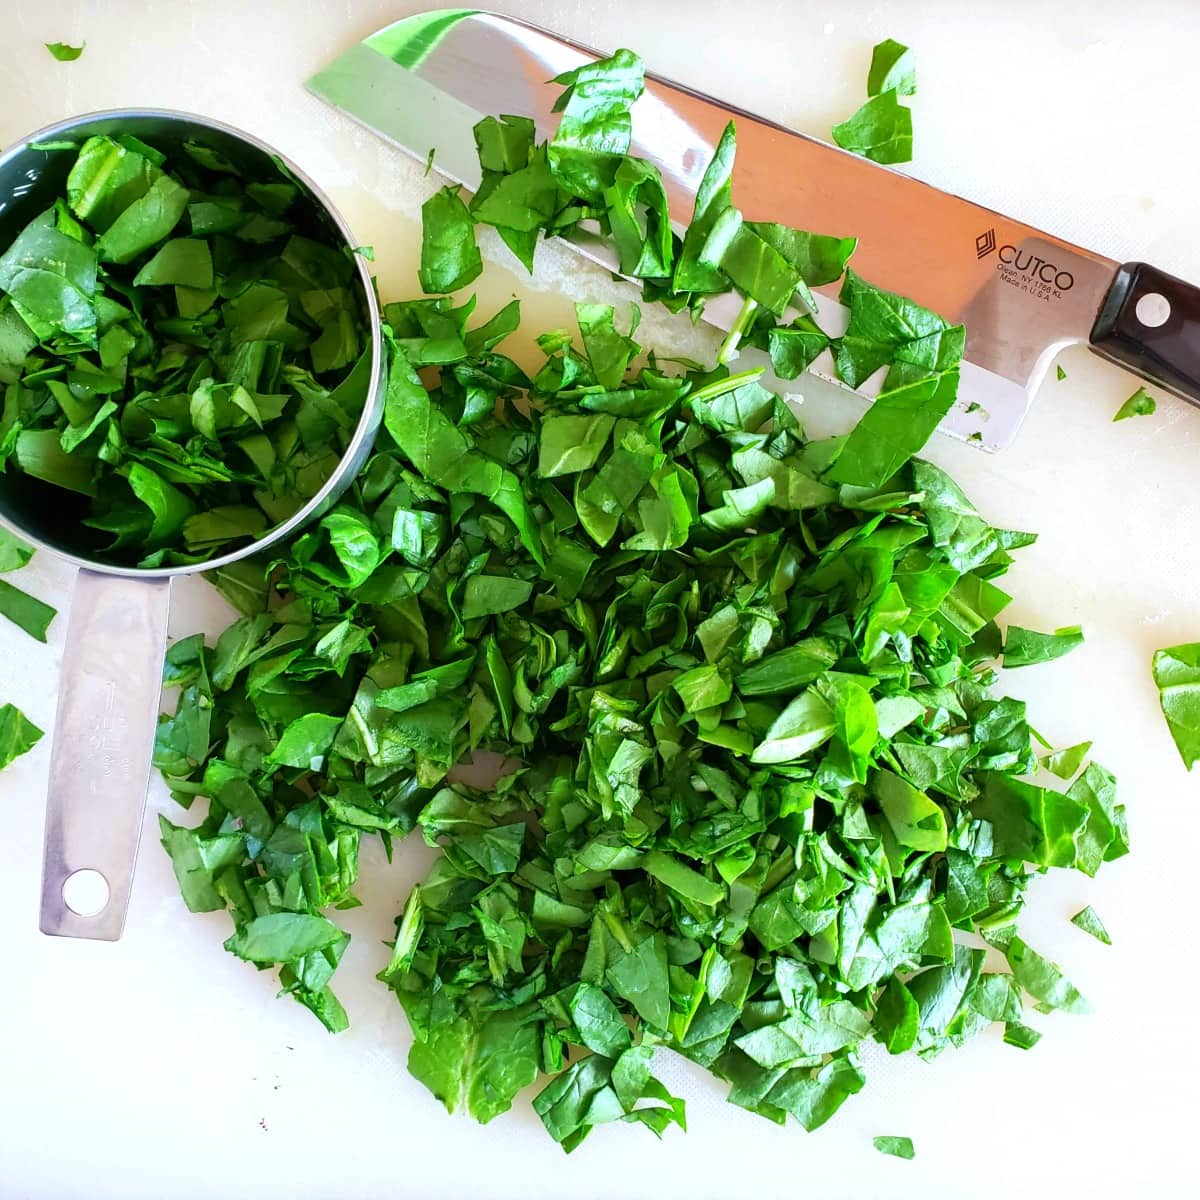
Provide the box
[1090,262,1200,405]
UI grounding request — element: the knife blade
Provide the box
[307,9,1200,451]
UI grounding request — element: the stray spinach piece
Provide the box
[0,578,56,642]
[1070,905,1111,945]
[1040,740,1091,781]
[1004,1022,1042,1050]
[419,186,483,293]
[45,41,85,61]
[868,40,916,97]
[0,528,34,573]
[873,1135,915,1160]
[1003,624,1083,669]
[0,702,43,769]
[1152,643,1200,769]
[832,90,913,165]
[1113,387,1156,421]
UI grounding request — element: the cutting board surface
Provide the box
[1,3,1198,1198]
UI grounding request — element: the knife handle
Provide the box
[1090,262,1200,404]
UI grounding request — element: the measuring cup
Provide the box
[0,110,385,940]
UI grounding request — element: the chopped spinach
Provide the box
[0,578,56,642]
[832,91,913,165]
[1113,387,1156,422]
[0,528,56,642]
[45,41,85,61]
[1070,905,1111,945]
[1152,643,1200,768]
[873,1134,915,1159]
[0,702,43,769]
[867,40,916,98]
[152,47,1122,1154]
[1003,624,1083,669]
[0,134,371,566]
[157,296,1123,1148]
[833,40,916,165]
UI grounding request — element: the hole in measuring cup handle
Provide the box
[62,868,110,917]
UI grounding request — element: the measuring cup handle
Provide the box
[39,570,172,940]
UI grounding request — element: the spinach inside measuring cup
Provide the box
[0,132,372,567]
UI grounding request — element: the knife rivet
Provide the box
[1135,292,1171,329]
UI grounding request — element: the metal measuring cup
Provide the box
[0,110,385,940]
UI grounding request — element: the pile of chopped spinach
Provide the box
[0,133,372,567]
[152,49,1127,1150]
[157,296,1125,1145]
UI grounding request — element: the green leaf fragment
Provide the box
[1005,936,1089,1014]
[419,186,483,293]
[832,90,913,165]
[1003,624,1084,669]
[1003,1021,1042,1050]
[0,702,43,769]
[868,39,916,97]
[1040,740,1092,780]
[1152,643,1200,768]
[0,578,56,642]
[873,1134,916,1159]
[225,912,346,963]
[1113,387,1155,421]
[1070,905,1111,945]
[45,41,85,61]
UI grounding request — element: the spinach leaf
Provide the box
[873,1134,916,1159]
[834,270,950,388]
[0,702,43,769]
[0,528,34,573]
[1003,1022,1042,1050]
[1040,740,1091,781]
[408,1009,540,1124]
[832,90,913,165]
[46,41,85,61]
[225,912,347,962]
[0,210,98,340]
[548,48,644,202]
[1003,624,1084,669]
[1070,905,1111,945]
[569,983,632,1055]
[0,578,56,642]
[674,123,737,295]
[419,186,482,293]
[1113,387,1156,421]
[158,815,242,912]
[266,713,344,769]
[868,40,916,97]
[1152,643,1200,769]
[607,933,671,1030]
[1005,936,1089,1014]
[873,769,947,852]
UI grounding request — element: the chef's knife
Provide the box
[307,9,1200,450]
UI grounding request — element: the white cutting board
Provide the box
[1,2,1198,1197]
